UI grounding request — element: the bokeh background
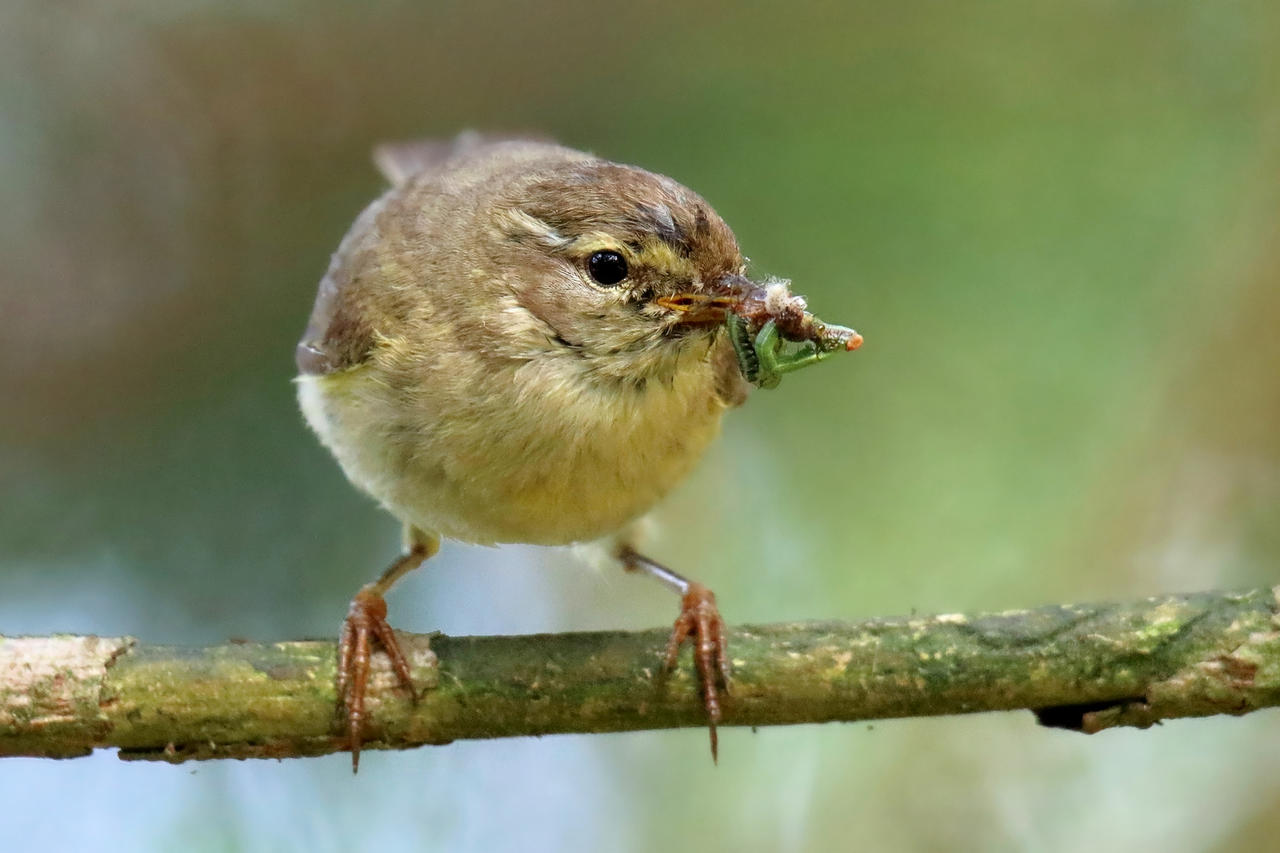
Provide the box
[3,1,1279,850]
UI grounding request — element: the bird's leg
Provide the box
[618,545,731,762]
[337,528,439,773]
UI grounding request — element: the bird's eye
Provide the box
[587,250,628,286]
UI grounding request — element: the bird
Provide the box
[295,133,860,771]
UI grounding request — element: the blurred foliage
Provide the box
[2,1,1278,850]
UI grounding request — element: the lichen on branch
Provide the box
[3,586,1280,763]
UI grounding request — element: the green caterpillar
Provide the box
[726,311,861,390]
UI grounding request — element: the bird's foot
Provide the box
[336,586,417,773]
[663,582,731,762]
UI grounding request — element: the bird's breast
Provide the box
[438,353,727,544]
[298,346,729,546]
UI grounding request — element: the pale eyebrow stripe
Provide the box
[500,208,571,249]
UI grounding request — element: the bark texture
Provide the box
[3,586,1279,762]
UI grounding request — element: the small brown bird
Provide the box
[296,134,859,770]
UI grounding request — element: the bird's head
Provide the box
[493,159,758,380]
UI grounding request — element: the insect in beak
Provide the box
[717,274,863,389]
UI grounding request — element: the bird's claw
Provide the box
[337,586,417,773]
[663,582,731,762]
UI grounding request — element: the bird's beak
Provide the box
[655,275,755,327]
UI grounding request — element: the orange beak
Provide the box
[655,293,741,326]
[657,275,755,326]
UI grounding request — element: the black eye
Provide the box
[587,250,628,286]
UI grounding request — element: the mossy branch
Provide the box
[4,586,1280,763]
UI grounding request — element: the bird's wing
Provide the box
[372,131,556,186]
[297,133,561,375]
[372,138,462,186]
[294,196,389,376]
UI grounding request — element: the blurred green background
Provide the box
[3,1,1279,850]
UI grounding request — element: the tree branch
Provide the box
[4,586,1280,763]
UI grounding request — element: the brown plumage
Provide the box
[298,136,767,769]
